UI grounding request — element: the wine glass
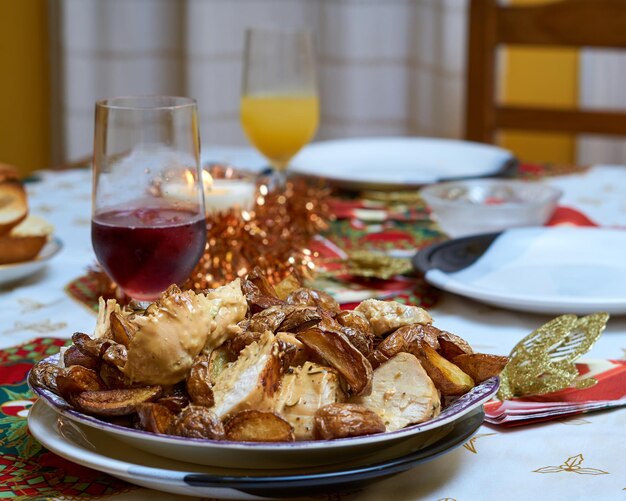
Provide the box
[240,28,319,188]
[91,96,207,302]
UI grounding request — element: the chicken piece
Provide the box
[355,299,432,336]
[211,331,284,420]
[121,288,220,385]
[202,278,248,352]
[350,352,440,432]
[275,361,345,440]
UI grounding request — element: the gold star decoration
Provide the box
[463,433,496,454]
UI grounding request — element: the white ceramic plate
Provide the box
[290,137,516,190]
[30,353,498,469]
[0,237,62,286]
[418,227,626,314]
[28,399,483,499]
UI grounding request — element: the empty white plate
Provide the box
[290,137,516,190]
[420,227,626,314]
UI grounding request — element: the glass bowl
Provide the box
[420,179,562,237]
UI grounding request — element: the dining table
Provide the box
[1,147,625,501]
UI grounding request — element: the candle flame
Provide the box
[184,170,195,187]
[202,170,214,192]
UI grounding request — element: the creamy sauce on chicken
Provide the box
[121,290,220,385]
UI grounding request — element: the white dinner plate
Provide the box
[290,137,516,190]
[416,227,626,315]
[29,353,498,469]
[28,399,483,499]
[0,237,63,286]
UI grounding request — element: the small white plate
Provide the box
[0,237,62,286]
[30,353,498,469]
[419,227,626,314]
[28,399,483,499]
[290,137,516,190]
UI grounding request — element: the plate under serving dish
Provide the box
[0,236,63,286]
[28,399,483,499]
[290,137,517,190]
[414,227,626,314]
[30,353,498,469]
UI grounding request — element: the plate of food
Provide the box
[0,165,59,285]
[29,271,505,469]
[414,227,626,314]
[289,137,517,190]
[29,399,484,498]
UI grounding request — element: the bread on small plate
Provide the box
[0,215,54,264]
[0,180,28,237]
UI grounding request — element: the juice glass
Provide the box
[240,28,319,186]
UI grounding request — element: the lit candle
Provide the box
[202,173,256,214]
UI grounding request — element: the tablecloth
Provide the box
[1,154,625,500]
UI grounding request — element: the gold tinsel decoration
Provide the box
[184,178,331,290]
[498,312,609,400]
[90,172,332,302]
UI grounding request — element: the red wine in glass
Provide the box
[92,207,207,301]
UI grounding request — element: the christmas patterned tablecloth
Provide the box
[1,155,625,500]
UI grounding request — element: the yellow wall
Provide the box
[500,0,579,164]
[0,1,51,176]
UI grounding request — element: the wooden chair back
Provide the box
[465,0,626,144]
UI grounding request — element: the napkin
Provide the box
[484,359,626,426]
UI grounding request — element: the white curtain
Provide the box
[57,0,468,163]
[578,49,626,165]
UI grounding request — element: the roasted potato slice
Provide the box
[333,311,374,357]
[99,362,135,389]
[287,287,340,312]
[368,324,439,368]
[102,343,128,371]
[63,345,100,371]
[297,327,372,396]
[241,279,284,312]
[186,354,214,407]
[247,306,289,333]
[278,306,323,333]
[225,410,295,442]
[28,362,62,393]
[73,386,162,416]
[274,274,301,300]
[275,332,310,368]
[155,384,189,414]
[168,405,224,439]
[247,267,279,298]
[437,330,473,360]
[136,403,175,434]
[109,311,136,348]
[57,366,107,401]
[410,343,474,396]
[314,403,385,440]
[72,332,112,359]
[452,353,508,383]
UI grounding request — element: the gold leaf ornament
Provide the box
[534,454,609,475]
[498,313,609,400]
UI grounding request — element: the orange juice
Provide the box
[240,94,319,169]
